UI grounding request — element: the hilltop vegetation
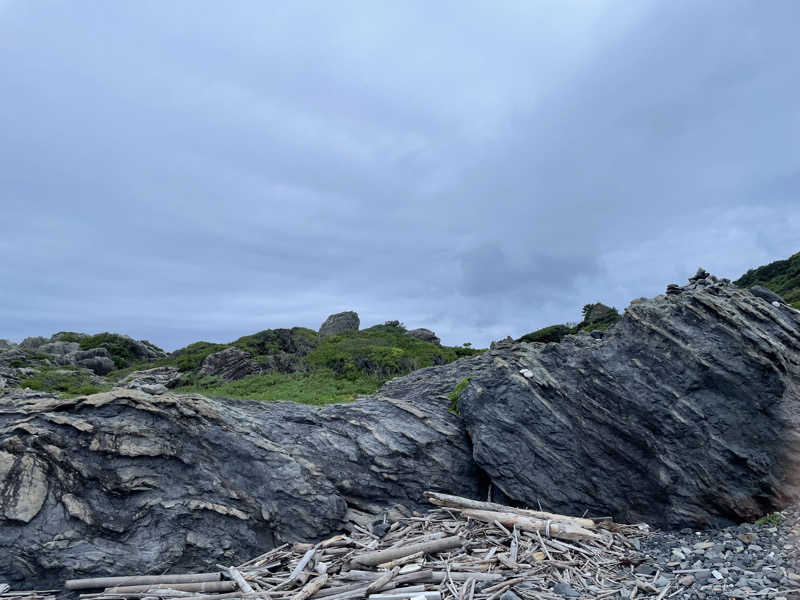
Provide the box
[734,251,800,309]
[517,302,621,344]
[1,318,482,404]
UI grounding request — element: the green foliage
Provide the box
[169,341,228,372]
[754,512,782,526]
[307,323,482,379]
[9,359,25,368]
[51,331,85,343]
[517,324,571,344]
[232,327,318,356]
[22,367,110,398]
[174,369,382,405]
[447,377,471,414]
[77,333,165,369]
[735,251,800,306]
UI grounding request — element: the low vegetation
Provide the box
[735,251,800,309]
[173,369,382,405]
[516,303,622,345]
[447,377,471,414]
[21,366,111,398]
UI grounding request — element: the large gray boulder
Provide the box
[406,328,441,345]
[0,340,17,351]
[457,277,800,529]
[200,347,262,380]
[72,348,115,375]
[0,385,481,588]
[319,311,360,338]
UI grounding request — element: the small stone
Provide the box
[711,570,723,580]
[748,544,764,552]
[679,575,695,587]
[552,582,579,598]
[500,591,522,600]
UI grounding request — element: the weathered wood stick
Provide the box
[340,571,501,583]
[366,586,424,599]
[378,551,424,569]
[291,573,328,600]
[366,568,399,595]
[105,581,236,594]
[352,536,463,566]
[368,592,439,600]
[314,583,370,598]
[460,510,598,542]
[290,548,317,580]
[229,568,255,594]
[424,492,596,530]
[66,574,223,591]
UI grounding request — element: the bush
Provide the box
[517,324,571,344]
[755,512,782,526]
[22,367,110,397]
[447,377,471,414]
[78,333,165,369]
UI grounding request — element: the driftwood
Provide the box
[66,574,223,591]
[424,492,596,530]
[353,536,463,567]
[31,490,660,600]
[460,509,599,542]
[105,582,236,594]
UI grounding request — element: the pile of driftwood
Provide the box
[10,492,664,600]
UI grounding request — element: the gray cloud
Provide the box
[1,0,799,350]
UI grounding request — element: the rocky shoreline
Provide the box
[636,502,799,599]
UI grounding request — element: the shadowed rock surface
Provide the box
[457,277,800,529]
[0,373,484,587]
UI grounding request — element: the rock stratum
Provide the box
[1,276,800,587]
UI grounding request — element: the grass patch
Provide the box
[447,377,471,414]
[173,369,382,405]
[22,367,111,398]
[755,512,782,526]
[308,323,482,379]
[77,333,165,369]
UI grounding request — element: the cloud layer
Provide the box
[2,1,799,349]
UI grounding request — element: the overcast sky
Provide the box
[2,1,799,350]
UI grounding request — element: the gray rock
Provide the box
[459,279,800,528]
[552,582,579,597]
[120,366,181,391]
[750,285,785,305]
[406,329,441,345]
[319,311,359,338]
[38,341,80,356]
[200,347,262,380]
[0,340,17,351]
[72,348,115,375]
[0,384,481,587]
[18,336,48,350]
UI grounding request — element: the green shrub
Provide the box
[735,251,800,305]
[22,367,110,397]
[169,341,228,372]
[447,377,471,414]
[517,324,571,344]
[755,512,782,526]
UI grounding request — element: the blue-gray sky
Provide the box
[2,1,799,350]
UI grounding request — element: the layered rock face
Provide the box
[0,380,483,587]
[457,278,800,528]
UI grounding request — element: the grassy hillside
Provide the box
[4,322,483,404]
[734,251,800,308]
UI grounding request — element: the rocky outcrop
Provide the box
[457,276,800,529]
[751,284,786,305]
[200,347,262,380]
[2,276,800,587]
[0,384,481,587]
[120,366,181,394]
[319,311,360,338]
[406,328,441,345]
